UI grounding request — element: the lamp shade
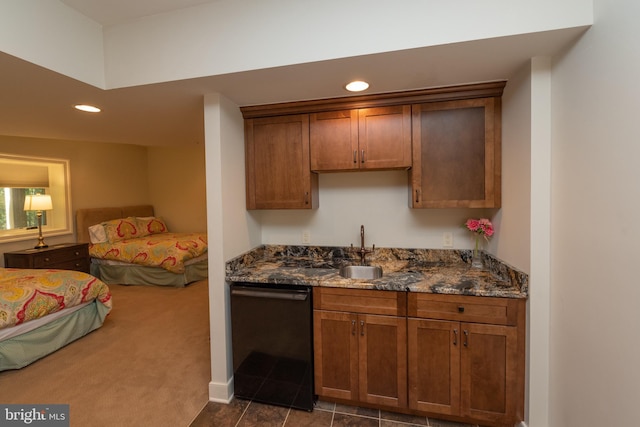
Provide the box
[24,194,53,211]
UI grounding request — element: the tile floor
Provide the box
[190,399,482,427]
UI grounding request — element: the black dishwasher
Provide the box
[230,283,315,411]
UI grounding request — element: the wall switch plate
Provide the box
[302,230,311,244]
[443,232,453,248]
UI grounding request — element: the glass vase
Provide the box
[471,235,483,269]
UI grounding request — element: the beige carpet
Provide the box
[0,280,211,427]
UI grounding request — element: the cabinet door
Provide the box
[309,106,411,172]
[313,310,359,401]
[245,114,318,209]
[310,110,359,171]
[359,314,407,408]
[411,98,501,208]
[460,322,518,425]
[407,318,460,416]
[359,106,412,170]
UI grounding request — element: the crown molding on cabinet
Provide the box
[240,80,506,119]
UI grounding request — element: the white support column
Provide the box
[528,56,552,427]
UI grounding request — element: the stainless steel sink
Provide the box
[339,265,383,279]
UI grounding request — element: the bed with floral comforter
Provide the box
[0,268,112,371]
[89,232,208,274]
[78,209,208,287]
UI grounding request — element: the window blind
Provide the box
[0,163,49,188]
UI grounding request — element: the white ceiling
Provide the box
[61,0,217,26]
[0,2,588,147]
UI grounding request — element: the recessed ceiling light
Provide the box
[345,81,369,92]
[74,104,101,113]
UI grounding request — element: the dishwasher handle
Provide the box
[231,287,309,301]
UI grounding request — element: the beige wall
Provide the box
[0,135,207,263]
[147,145,207,233]
[549,0,640,425]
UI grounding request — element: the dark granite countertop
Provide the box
[225,245,528,299]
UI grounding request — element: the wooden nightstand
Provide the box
[3,243,90,273]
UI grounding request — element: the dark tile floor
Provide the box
[190,399,481,427]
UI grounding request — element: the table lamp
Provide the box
[24,194,53,249]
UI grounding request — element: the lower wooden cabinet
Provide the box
[408,319,520,424]
[407,293,525,426]
[313,287,407,408]
[313,288,526,427]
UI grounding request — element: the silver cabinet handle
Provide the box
[361,150,365,163]
[353,150,357,164]
[453,329,458,346]
[463,330,469,347]
[351,320,356,335]
[360,320,365,336]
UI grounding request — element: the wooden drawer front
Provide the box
[314,287,406,316]
[48,258,91,273]
[408,293,518,326]
[32,246,88,268]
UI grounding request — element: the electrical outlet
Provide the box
[442,232,453,248]
[302,230,311,244]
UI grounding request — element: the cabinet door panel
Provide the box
[408,318,460,415]
[313,310,358,400]
[359,314,407,408]
[310,110,359,171]
[407,318,460,415]
[245,114,316,209]
[411,98,500,208]
[460,322,518,423]
[359,106,412,170]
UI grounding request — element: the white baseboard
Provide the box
[208,377,233,403]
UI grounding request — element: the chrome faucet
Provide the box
[351,224,375,265]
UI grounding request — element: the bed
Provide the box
[0,268,112,371]
[76,205,208,287]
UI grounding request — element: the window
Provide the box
[0,154,71,243]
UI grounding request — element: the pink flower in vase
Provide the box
[464,218,494,268]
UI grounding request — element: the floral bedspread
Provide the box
[0,268,112,330]
[89,232,208,273]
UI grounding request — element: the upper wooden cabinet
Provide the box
[410,97,502,208]
[309,105,412,171]
[240,81,505,210]
[244,114,318,209]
